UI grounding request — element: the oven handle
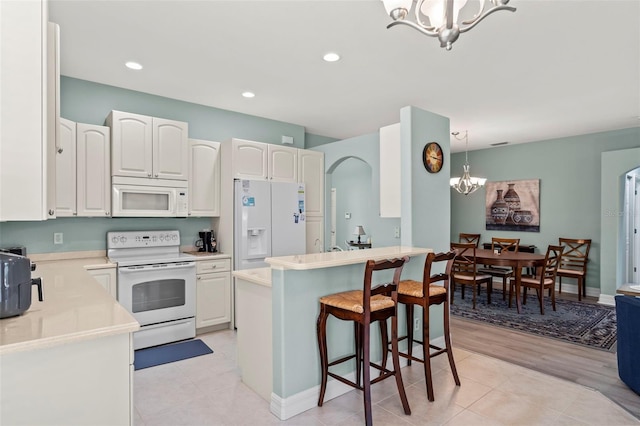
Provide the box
[118,261,196,273]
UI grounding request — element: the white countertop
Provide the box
[0,257,138,355]
[182,251,231,260]
[265,246,431,270]
[233,267,272,287]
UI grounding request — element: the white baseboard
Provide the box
[270,338,445,420]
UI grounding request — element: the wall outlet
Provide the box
[344,212,351,219]
[414,318,420,331]
[54,233,63,245]
[394,227,400,238]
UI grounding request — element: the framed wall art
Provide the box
[486,179,540,232]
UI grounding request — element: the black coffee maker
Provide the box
[197,230,217,253]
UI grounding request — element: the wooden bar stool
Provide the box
[393,251,461,401]
[316,257,411,426]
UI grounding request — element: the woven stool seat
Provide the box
[398,280,447,298]
[319,290,394,313]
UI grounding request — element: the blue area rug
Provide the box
[450,289,617,351]
[134,339,213,370]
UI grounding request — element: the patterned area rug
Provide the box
[450,289,617,351]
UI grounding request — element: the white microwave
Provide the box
[112,176,188,217]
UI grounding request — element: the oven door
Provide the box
[117,261,196,326]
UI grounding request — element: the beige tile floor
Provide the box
[134,330,639,425]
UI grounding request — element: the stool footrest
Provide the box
[328,354,357,367]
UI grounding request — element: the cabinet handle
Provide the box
[147,173,152,177]
[48,209,55,216]
[155,173,159,177]
[57,148,63,154]
[197,276,201,280]
[105,211,110,216]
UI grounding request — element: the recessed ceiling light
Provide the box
[125,61,143,70]
[323,52,340,62]
[242,92,255,98]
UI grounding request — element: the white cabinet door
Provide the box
[232,139,269,180]
[196,272,231,328]
[55,118,77,217]
[298,149,324,216]
[46,22,60,220]
[0,0,48,221]
[305,215,325,254]
[87,268,117,299]
[108,111,153,179]
[77,123,111,217]
[188,139,220,217]
[379,123,401,217]
[268,145,297,183]
[153,117,188,180]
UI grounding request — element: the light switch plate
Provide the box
[54,233,63,244]
[345,212,351,219]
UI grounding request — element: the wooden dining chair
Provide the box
[510,245,563,314]
[392,250,460,402]
[316,257,411,426]
[450,242,493,309]
[459,233,481,247]
[557,238,591,301]
[478,237,520,300]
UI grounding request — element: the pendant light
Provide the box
[450,131,486,195]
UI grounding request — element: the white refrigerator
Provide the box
[234,179,306,270]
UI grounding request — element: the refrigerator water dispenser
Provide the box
[247,228,267,256]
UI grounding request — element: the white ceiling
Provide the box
[49,0,640,152]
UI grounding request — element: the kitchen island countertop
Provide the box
[265,245,431,270]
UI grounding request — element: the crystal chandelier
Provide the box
[381,0,516,50]
[450,131,486,195]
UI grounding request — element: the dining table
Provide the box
[474,248,546,313]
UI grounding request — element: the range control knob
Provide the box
[111,236,119,244]
[172,235,178,241]
[120,236,127,243]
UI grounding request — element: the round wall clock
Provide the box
[423,142,443,173]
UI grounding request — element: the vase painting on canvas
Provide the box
[486,179,540,232]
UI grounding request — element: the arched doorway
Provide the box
[326,156,373,251]
[624,167,640,284]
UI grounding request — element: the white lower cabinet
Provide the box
[86,266,117,298]
[305,215,325,254]
[196,258,231,329]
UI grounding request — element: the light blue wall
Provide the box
[314,132,401,251]
[450,127,640,296]
[304,133,338,149]
[0,77,309,253]
[60,77,306,146]
[0,217,210,254]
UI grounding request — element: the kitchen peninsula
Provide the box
[0,257,139,425]
[234,246,430,420]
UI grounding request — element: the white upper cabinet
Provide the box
[46,21,60,219]
[268,145,298,183]
[298,149,324,216]
[231,139,269,180]
[231,139,297,183]
[76,123,111,217]
[55,118,77,217]
[107,111,188,180]
[379,123,401,218]
[188,139,221,217]
[153,117,189,180]
[0,0,50,221]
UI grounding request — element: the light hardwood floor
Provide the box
[450,292,640,420]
